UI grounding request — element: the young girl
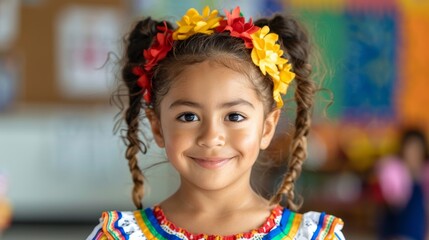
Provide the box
[87,6,345,239]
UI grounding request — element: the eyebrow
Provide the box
[220,99,255,109]
[169,98,255,109]
[169,100,202,109]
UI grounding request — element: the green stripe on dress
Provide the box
[271,212,295,240]
[107,212,121,240]
[140,210,167,239]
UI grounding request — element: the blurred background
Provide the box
[1,0,429,239]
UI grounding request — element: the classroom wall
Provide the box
[0,0,181,222]
[1,0,428,238]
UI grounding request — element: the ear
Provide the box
[260,109,281,150]
[145,109,165,148]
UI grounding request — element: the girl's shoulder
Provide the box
[86,210,146,240]
[86,207,345,240]
[293,210,345,240]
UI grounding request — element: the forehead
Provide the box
[163,60,261,106]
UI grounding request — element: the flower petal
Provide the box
[251,49,260,66]
[172,6,222,40]
[202,6,210,17]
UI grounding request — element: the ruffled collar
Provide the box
[151,205,284,239]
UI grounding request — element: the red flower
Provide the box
[134,70,150,89]
[133,21,173,104]
[132,66,151,102]
[216,6,260,48]
[142,88,151,103]
[143,22,174,72]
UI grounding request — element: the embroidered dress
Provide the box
[87,206,345,240]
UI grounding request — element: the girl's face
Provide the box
[148,60,280,191]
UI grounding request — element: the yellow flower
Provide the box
[274,63,295,107]
[251,26,295,108]
[173,6,223,40]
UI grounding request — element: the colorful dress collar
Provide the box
[88,205,345,240]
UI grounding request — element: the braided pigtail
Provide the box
[255,16,315,211]
[122,18,172,209]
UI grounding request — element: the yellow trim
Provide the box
[99,234,109,240]
[288,213,303,238]
[134,210,158,239]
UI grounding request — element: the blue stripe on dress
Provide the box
[114,212,129,240]
[311,212,326,240]
[143,208,183,240]
[279,208,291,228]
[262,208,291,239]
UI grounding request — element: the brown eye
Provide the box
[177,113,199,122]
[226,113,245,122]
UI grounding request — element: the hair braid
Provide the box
[121,17,170,209]
[124,93,145,209]
[273,68,314,211]
[256,15,315,211]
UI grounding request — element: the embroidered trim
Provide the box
[101,211,127,240]
[133,205,284,240]
[263,209,303,240]
[312,213,344,240]
[95,208,343,240]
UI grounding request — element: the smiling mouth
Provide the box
[190,157,232,169]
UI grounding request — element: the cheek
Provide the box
[230,128,263,154]
[162,126,194,159]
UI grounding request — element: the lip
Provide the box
[190,157,232,169]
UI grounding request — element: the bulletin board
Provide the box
[284,0,429,172]
[15,0,125,105]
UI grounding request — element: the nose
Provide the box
[197,119,225,148]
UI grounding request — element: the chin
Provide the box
[186,178,237,192]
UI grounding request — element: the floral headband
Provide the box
[133,6,295,108]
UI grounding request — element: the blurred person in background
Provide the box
[375,128,429,240]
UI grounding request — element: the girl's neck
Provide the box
[158,173,274,236]
[161,174,269,215]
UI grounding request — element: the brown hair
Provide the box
[120,13,315,211]
[254,15,315,210]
